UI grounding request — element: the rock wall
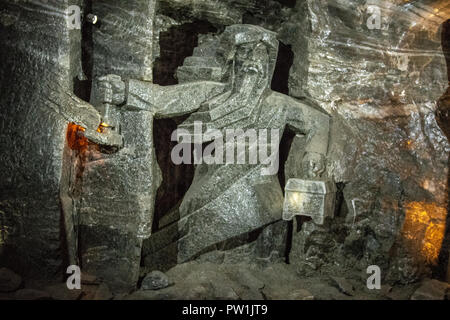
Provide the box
[75,0,159,292]
[0,0,99,278]
[283,0,449,283]
[91,0,156,82]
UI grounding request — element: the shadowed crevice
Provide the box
[271,42,294,95]
[153,21,217,86]
[435,19,450,281]
[152,115,194,233]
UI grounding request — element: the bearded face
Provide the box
[232,42,270,95]
[190,40,272,128]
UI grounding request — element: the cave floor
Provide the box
[123,261,419,300]
[0,261,440,300]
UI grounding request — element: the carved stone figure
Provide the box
[123,24,331,266]
[79,25,330,288]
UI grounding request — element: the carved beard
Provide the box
[232,59,268,100]
[206,60,269,125]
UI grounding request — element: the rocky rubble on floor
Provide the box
[123,262,444,300]
[410,279,449,300]
[14,289,51,300]
[80,283,114,301]
[43,283,83,301]
[141,271,170,290]
[0,268,113,300]
[1,263,448,300]
[43,280,114,301]
[329,276,356,296]
[0,268,22,293]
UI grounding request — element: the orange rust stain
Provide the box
[402,201,446,264]
[67,123,88,152]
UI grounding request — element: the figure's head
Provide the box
[220,25,279,90]
[234,42,268,79]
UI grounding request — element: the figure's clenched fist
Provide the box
[302,152,325,178]
[97,74,126,105]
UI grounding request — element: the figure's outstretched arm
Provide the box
[286,100,330,178]
[126,79,226,118]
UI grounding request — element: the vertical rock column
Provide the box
[77,0,158,292]
[0,0,87,278]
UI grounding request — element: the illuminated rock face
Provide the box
[285,0,449,106]
[281,0,449,283]
[402,202,447,265]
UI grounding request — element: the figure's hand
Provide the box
[97,74,126,105]
[83,127,123,148]
[302,152,325,178]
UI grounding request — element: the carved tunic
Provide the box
[127,80,330,262]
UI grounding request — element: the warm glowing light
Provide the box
[405,140,414,150]
[67,123,88,151]
[402,202,447,264]
[97,122,111,133]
